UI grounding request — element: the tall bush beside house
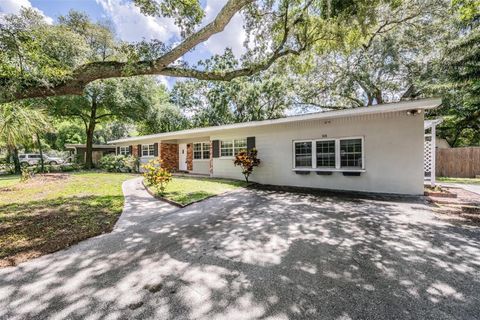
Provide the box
[99,155,138,173]
[142,159,172,195]
[233,149,260,183]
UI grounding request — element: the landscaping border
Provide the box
[141,179,247,207]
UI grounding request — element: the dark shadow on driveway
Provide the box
[0,181,479,319]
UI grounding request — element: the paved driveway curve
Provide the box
[1,177,479,320]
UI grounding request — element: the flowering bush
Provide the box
[233,148,260,183]
[142,159,172,195]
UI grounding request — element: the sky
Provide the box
[0,0,247,88]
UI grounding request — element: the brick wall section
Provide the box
[160,143,178,172]
[186,143,193,171]
[132,145,139,158]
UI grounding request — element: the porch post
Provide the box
[431,124,436,187]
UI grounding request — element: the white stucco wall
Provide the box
[211,111,425,195]
[192,160,210,174]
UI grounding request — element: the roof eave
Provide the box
[109,98,442,144]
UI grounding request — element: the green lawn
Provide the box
[0,172,133,267]
[437,177,480,185]
[145,176,248,206]
[0,175,20,188]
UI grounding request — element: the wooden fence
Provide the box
[436,147,480,178]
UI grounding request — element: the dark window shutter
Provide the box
[212,140,220,158]
[137,144,142,157]
[116,146,120,154]
[129,145,133,155]
[153,143,159,156]
[247,136,256,150]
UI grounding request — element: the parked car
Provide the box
[19,154,65,166]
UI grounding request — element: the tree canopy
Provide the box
[1,0,416,103]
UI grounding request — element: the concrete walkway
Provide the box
[1,178,479,320]
[439,182,480,195]
[0,177,180,320]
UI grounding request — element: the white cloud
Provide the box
[0,0,53,24]
[155,75,174,89]
[95,0,179,43]
[202,0,247,57]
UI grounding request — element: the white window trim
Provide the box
[292,136,365,172]
[219,138,247,159]
[141,144,155,157]
[193,142,210,161]
[292,139,314,168]
[338,136,365,170]
[119,146,129,156]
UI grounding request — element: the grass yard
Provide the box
[145,176,248,206]
[0,172,134,267]
[437,177,480,185]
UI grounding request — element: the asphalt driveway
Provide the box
[1,177,479,320]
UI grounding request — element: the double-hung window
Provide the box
[293,137,364,170]
[316,140,336,168]
[340,138,362,168]
[193,142,211,160]
[119,146,129,155]
[141,144,155,157]
[202,142,211,159]
[294,141,312,167]
[220,139,247,157]
[193,143,202,159]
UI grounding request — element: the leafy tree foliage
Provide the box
[0,103,50,173]
[0,0,409,102]
[430,3,480,146]
[171,50,292,126]
[44,121,87,150]
[49,77,158,168]
[137,103,190,135]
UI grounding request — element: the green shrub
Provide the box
[0,164,15,174]
[20,167,34,182]
[99,155,138,173]
[60,164,80,172]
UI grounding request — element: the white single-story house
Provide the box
[109,98,442,195]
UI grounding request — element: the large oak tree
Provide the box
[1,0,402,103]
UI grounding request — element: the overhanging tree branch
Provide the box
[3,0,256,103]
[160,49,302,81]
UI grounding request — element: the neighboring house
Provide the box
[109,98,441,195]
[65,144,116,165]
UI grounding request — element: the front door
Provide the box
[179,143,187,171]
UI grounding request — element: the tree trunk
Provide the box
[11,147,20,174]
[36,132,45,173]
[84,98,98,169]
[85,121,96,169]
[375,90,383,105]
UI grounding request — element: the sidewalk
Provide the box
[439,182,480,196]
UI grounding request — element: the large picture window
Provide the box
[293,137,364,170]
[141,144,155,157]
[340,138,362,168]
[220,139,246,157]
[295,141,312,167]
[193,142,211,160]
[316,140,336,168]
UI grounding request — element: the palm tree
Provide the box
[0,103,50,173]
